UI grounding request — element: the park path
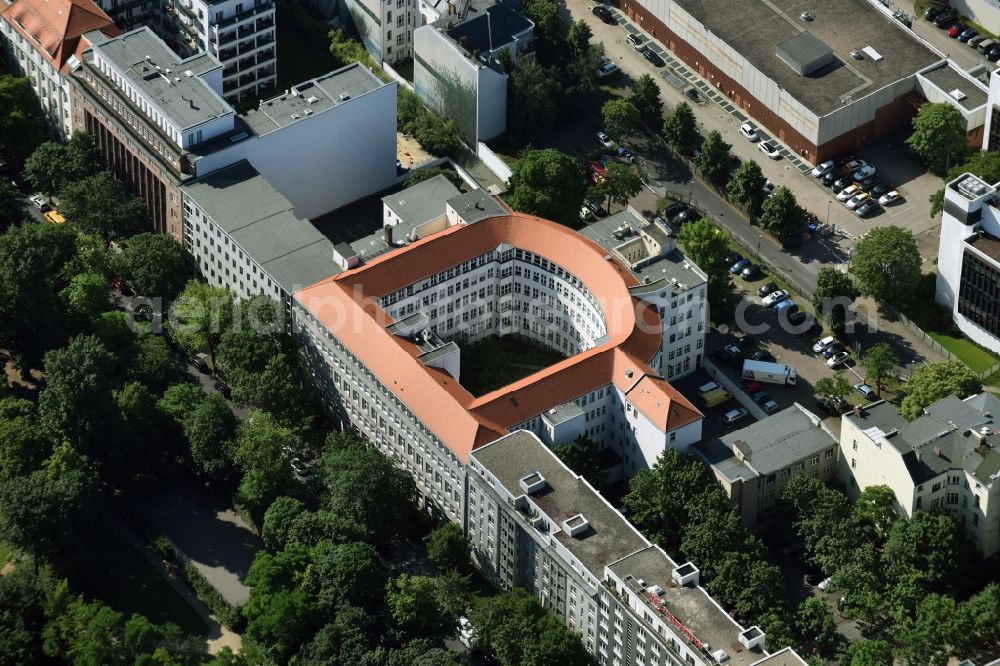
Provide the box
[117,521,242,656]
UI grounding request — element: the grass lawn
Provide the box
[926,331,1000,373]
[458,336,565,396]
[73,526,208,637]
[276,8,336,91]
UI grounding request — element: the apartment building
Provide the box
[293,208,707,523]
[694,403,839,528]
[161,0,276,103]
[468,430,808,666]
[68,27,396,240]
[839,394,1000,558]
[0,0,118,139]
[91,0,155,33]
[413,0,533,142]
[342,0,420,66]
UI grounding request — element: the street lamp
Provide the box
[756,234,762,259]
[826,200,832,228]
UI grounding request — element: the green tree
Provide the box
[62,133,103,184]
[662,102,699,156]
[727,160,767,216]
[405,167,461,188]
[963,583,1000,648]
[814,373,852,403]
[679,488,743,580]
[622,447,710,552]
[507,60,561,140]
[850,226,921,306]
[505,148,587,226]
[0,180,21,229]
[795,596,837,652]
[892,593,967,665]
[37,335,119,457]
[812,267,857,331]
[521,0,567,66]
[851,485,899,542]
[414,111,460,156]
[117,233,188,302]
[882,511,966,587]
[309,541,387,616]
[758,186,803,246]
[260,496,306,553]
[166,281,234,357]
[837,639,893,666]
[127,336,178,395]
[298,604,377,666]
[42,590,125,665]
[232,411,297,523]
[906,102,969,176]
[678,218,732,303]
[385,573,467,642]
[183,393,237,476]
[61,272,112,326]
[862,343,900,395]
[328,28,375,68]
[0,74,43,161]
[602,98,640,142]
[710,547,786,621]
[566,19,592,57]
[693,130,732,185]
[602,162,642,210]
[23,142,67,198]
[58,171,147,240]
[553,434,607,492]
[632,74,664,128]
[425,523,470,573]
[0,567,50,663]
[899,361,982,420]
[244,588,319,661]
[0,397,51,481]
[157,383,205,426]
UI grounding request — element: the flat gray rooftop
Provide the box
[448,188,507,223]
[243,63,384,135]
[608,547,765,666]
[674,0,942,115]
[920,63,989,111]
[580,210,706,291]
[542,401,585,426]
[693,437,757,483]
[381,174,460,226]
[720,403,836,475]
[93,28,231,130]
[182,161,335,293]
[470,431,648,577]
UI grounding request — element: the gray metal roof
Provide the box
[381,174,460,227]
[919,62,989,112]
[448,189,507,223]
[243,63,385,136]
[92,28,231,131]
[719,403,836,475]
[542,401,585,427]
[776,31,833,76]
[470,431,648,577]
[182,161,335,293]
[444,0,533,54]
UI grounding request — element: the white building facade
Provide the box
[342,0,420,66]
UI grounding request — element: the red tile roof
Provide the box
[2,0,118,74]
[296,213,702,462]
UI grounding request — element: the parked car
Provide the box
[924,4,947,20]
[857,175,880,191]
[988,44,1000,61]
[725,251,742,266]
[852,164,877,181]
[761,400,779,415]
[933,12,957,28]
[685,88,703,103]
[841,159,867,173]
[730,258,751,274]
[832,174,854,191]
[958,28,978,42]
[837,184,861,201]
[773,299,798,315]
[947,21,968,37]
[856,199,880,218]
[758,140,781,159]
[213,380,231,399]
[869,182,893,197]
[750,389,772,405]
[190,355,210,374]
[735,333,755,350]
[617,145,634,161]
[626,32,644,49]
[827,351,851,367]
[854,383,877,399]
[596,131,614,148]
[752,349,774,362]
[822,342,846,359]
[30,194,48,210]
[132,303,153,322]
[744,381,764,394]
[787,310,808,326]
[43,210,66,224]
[812,160,835,177]
[723,408,750,424]
[596,61,619,78]
[739,122,759,141]
[741,264,763,280]
[763,180,775,196]
[757,282,778,297]
[592,4,615,23]
[813,336,836,353]
[762,290,788,307]
[878,190,902,205]
[585,200,607,217]
[642,48,665,66]
[969,35,986,48]
[846,192,870,210]
[978,38,996,53]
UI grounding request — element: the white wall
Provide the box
[951,0,1000,34]
[476,65,508,141]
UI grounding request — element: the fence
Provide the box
[702,357,768,419]
[477,142,513,183]
[895,311,1000,379]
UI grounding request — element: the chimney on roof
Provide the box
[384,224,393,246]
[933,446,942,457]
[853,406,861,417]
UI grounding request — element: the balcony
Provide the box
[256,34,274,48]
[223,66,237,79]
[256,17,274,30]
[238,57,256,71]
[256,66,276,79]
[211,2,274,31]
[238,25,255,39]
[218,47,237,62]
[217,31,236,45]
[257,48,275,62]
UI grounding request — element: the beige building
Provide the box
[694,403,839,528]
[839,394,1000,558]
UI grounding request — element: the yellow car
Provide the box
[43,210,66,224]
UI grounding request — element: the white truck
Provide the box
[742,359,797,386]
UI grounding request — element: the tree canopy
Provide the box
[812,268,857,332]
[508,60,561,140]
[117,233,188,302]
[663,102,699,156]
[504,148,587,226]
[0,74,43,161]
[850,226,921,307]
[906,102,969,176]
[693,130,731,185]
[727,160,767,216]
[631,74,663,128]
[678,217,732,303]
[899,362,981,420]
[758,186,803,246]
[601,98,640,141]
[862,343,900,394]
[58,171,147,241]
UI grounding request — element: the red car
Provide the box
[948,22,967,37]
[744,381,763,395]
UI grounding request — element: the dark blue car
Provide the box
[729,258,751,274]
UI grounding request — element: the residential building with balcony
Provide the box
[413,0,533,142]
[0,0,118,139]
[342,0,420,66]
[92,0,156,32]
[935,173,1000,354]
[693,403,839,528]
[161,0,276,104]
[839,395,1000,558]
[467,429,809,666]
[69,27,397,240]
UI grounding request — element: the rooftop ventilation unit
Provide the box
[862,46,883,61]
[800,10,813,21]
[850,50,863,60]
[958,175,993,200]
[518,471,546,495]
[711,648,730,663]
[306,95,319,104]
[949,88,967,101]
[339,93,351,101]
[562,513,589,537]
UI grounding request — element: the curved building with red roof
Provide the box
[294,208,706,523]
